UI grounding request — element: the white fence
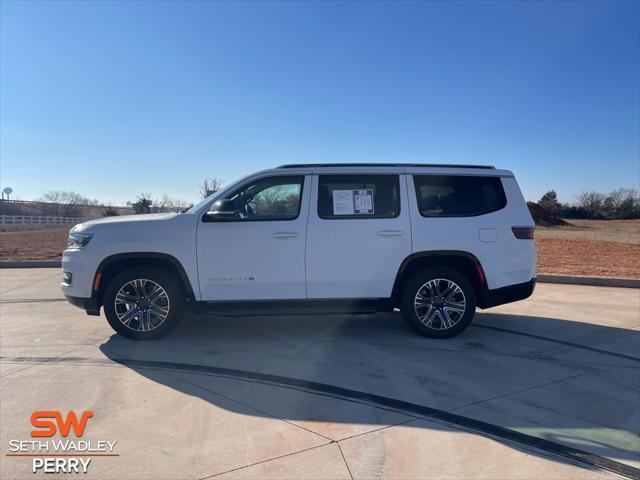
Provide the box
[0,215,86,225]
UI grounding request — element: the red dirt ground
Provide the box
[0,226,68,261]
[535,237,639,278]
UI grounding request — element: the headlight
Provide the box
[66,233,93,249]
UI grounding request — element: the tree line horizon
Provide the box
[1,179,638,220]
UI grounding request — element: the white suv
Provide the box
[62,164,536,340]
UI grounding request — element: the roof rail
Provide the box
[277,163,495,169]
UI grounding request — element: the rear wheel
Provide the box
[401,267,476,338]
[103,267,185,340]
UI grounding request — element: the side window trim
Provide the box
[203,175,306,222]
[412,174,507,218]
[316,174,402,220]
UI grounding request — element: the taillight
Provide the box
[512,226,535,239]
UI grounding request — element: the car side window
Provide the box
[413,175,507,217]
[317,174,400,219]
[222,175,304,221]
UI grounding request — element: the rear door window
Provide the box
[413,175,506,217]
[318,174,400,219]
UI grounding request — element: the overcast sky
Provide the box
[1,0,638,205]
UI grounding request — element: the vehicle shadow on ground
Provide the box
[98,310,640,469]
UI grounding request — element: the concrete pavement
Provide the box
[0,268,639,479]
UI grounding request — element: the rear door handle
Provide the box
[271,232,299,239]
[377,230,404,237]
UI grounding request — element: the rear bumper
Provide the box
[477,277,536,309]
[65,295,101,316]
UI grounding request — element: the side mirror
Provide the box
[202,199,240,222]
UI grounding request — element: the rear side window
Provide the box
[413,175,506,217]
[318,174,400,219]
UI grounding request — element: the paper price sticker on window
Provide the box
[332,189,374,215]
[354,189,374,214]
[332,190,355,215]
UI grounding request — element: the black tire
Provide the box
[103,267,185,340]
[400,266,476,338]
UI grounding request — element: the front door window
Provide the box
[224,176,304,221]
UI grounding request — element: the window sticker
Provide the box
[332,189,375,215]
[354,189,374,214]
[332,190,355,215]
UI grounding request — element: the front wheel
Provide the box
[103,267,185,340]
[401,267,476,338]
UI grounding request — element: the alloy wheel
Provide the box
[114,279,170,332]
[413,278,466,330]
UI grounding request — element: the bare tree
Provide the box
[200,178,224,199]
[152,194,191,213]
[575,191,606,219]
[37,190,92,217]
[605,188,639,219]
[129,194,192,214]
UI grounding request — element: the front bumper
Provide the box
[61,248,102,316]
[61,249,99,298]
[65,295,101,316]
[477,277,536,309]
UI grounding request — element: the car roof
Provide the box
[278,163,495,169]
[257,163,514,177]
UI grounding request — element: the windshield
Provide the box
[185,194,217,214]
[184,174,251,214]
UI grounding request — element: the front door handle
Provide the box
[271,232,299,239]
[377,230,404,237]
